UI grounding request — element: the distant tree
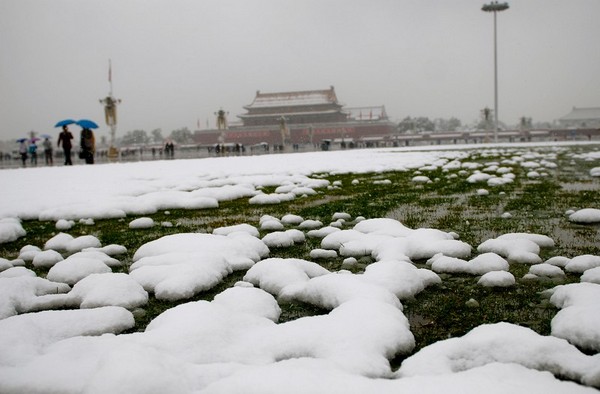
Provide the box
[434,117,462,132]
[519,117,533,130]
[169,127,193,144]
[475,107,494,130]
[121,130,150,145]
[533,121,553,129]
[151,128,164,143]
[414,117,435,132]
[398,117,415,133]
[398,116,435,133]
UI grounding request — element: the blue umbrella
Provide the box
[76,119,99,129]
[55,119,76,127]
[16,138,27,143]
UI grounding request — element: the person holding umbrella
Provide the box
[80,127,95,164]
[76,119,98,164]
[18,139,28,167]
[57,125,73,165]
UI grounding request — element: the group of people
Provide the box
[17,125,95,167]
[18,137,54,166]
[57,125,95,165]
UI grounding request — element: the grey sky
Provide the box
[1,0,599,141]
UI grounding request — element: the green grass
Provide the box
[1,144,599,361]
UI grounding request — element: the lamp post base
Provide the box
[108,146,119,159]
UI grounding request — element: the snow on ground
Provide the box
[0,218,26,243]
[546,283,600,352]
[1,143,599,392]
[569,208,600,223]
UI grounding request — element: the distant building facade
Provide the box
[558,107,600,128]
[238,86,347,126]
[194,87,397,147]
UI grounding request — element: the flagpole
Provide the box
[100,58,121,159]
[109,59,113,96]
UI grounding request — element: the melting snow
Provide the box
[0,144,599,392]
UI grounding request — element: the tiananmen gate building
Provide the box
[193,86,396,147]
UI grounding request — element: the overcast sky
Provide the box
[1,0,599,141]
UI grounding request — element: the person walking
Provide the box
[43,137,53,165]
[28,141,38,165]
[57,125,73,165]
[164,140,174,158]
[18,140,28,167]
[80,127,95,164]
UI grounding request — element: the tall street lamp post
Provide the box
[482,1,509,143]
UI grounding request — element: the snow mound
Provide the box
[528,263,565,278]
[545,256,570,268]
[281,214,304,225]
[309,248,338,259]
[0,276,71,319]
[129,217,155,229]
[244,258,330,295]
[569,208,600,224]
[363,260,441,299]
[298,219,324,230]
[212,286,281,322]
[548,283,600,352]
[565,255,600,273]
[0,306,134,366]
[412,175,431,183]
[262,231,296,248]
[332,212,352,221]
[307,226,341,238]
[428,253,509,275]
[69,273,149,309]
[67,250,120,267]
[477,271,515,287]
[17,245,41,262]
[0,266,36,278]
[65,235,102,254]
[260,219,285,231]
[249,192,295,205]
[477,234,545,264]
[83,244,128,256]
[279,272,403,310]
[55,219,75,230]
[325,219,471,262]
[397,322,600,388]
[130,233,269,300]
[581,267,600,284]
[46,257,112,285]
[0,218,26,244]
[31,249,64,268]
[213,223,260,237]
[202,360,596,394]
[43,232,74,251]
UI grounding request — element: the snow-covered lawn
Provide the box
[1,142,599,393]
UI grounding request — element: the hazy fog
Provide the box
[1,0,599,141]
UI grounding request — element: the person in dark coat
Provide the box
[80,128,95,164]
[57,125,73,165]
